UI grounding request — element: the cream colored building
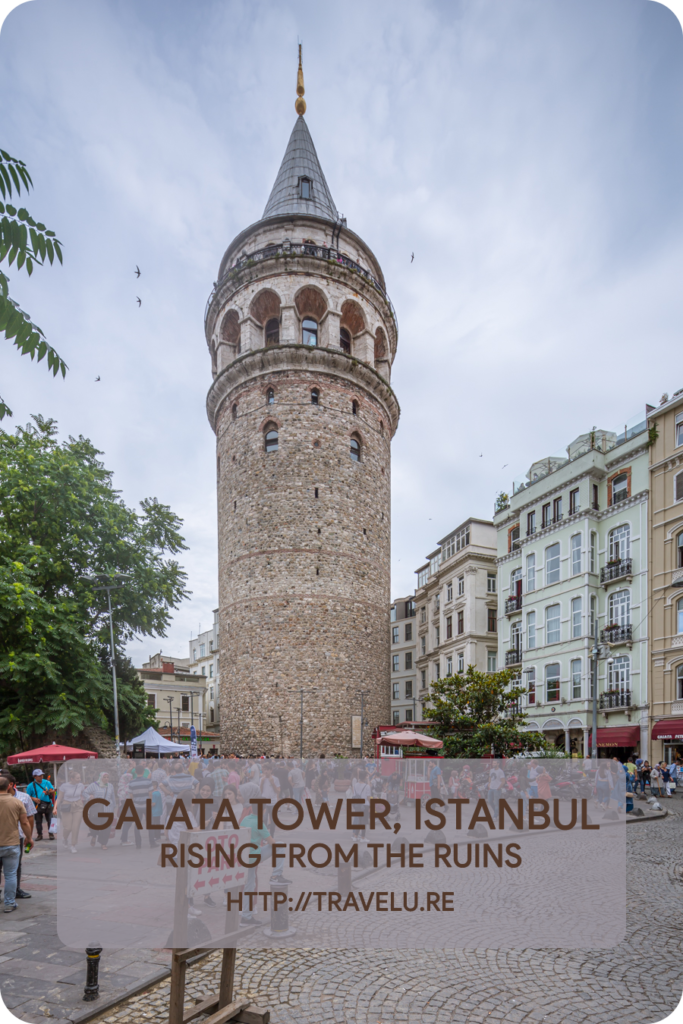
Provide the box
[414,518,498,708]
[648,390,683,762]
[390,596,418,724]
[138,656,213,746]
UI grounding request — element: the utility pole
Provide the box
[591,618,599,764]
[84,572,130,760]
[190,691,194,729]
[176,706,182,743]
[165,696,175,743]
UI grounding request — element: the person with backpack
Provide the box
[26,769,55,841]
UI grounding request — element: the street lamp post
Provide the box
[84,572,130,760]
[165,696,175,743]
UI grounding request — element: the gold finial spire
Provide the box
[295,44,306,116]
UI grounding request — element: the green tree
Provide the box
[423,665,551,758]
[0,150,67,419]
[0,416,189,753]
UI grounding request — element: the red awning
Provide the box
[596,726,640,748]
[6,744,99,765]
[651,718,683,742]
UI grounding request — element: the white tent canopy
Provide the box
[124,726,189,754]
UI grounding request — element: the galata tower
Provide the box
[205,50,399,756]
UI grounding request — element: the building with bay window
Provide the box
[414,518,498,708]
[648,389,683,763]
[389,596,418,724]
[493,410,650,758]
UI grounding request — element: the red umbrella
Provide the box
[382,730,443,749]
[7,743,98,765]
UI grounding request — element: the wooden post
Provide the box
[169,952,188,1024]
[219,948,236,1008]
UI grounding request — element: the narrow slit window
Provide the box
[350,437,361,462]
[266,388,275,405]
[311,388,319,405]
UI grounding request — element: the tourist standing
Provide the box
[0,777,32,912]
[54,770,85,853]
[0,772,34,900]
[26,769,55,841]
[85,772,116,850]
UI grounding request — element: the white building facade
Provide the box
[414,518,498,709]
[494,416,650,758]
[188,608,220,727]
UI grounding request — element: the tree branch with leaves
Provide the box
[0,149,67,420]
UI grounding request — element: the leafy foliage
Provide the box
[423,665,551,758]
[0,416,189,752]
[0,150,67,420]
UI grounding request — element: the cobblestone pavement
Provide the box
[79,805,683,1024]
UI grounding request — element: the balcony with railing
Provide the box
[505,648,523,667]
[601,623,633,645]
[599,689,632,710]
[505,595,523,615]
[600,558,633,586]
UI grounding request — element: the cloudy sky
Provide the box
[1,0,682,663]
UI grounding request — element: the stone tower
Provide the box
[205,53,399,756]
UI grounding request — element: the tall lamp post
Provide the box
[165,695,175,743]
[84,572,130,760]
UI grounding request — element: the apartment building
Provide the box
[390,595,418,724]
[188,608,220,727]
[414,518,498,708]
[137,657,209,735]
[494,411,650,758]
[648,390,683,763]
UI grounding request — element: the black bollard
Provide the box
[83,946,103,1001]
[263,880,297,938]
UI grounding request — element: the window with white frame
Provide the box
[442,525,470,559]
[678,597,683,635]
[527,611,536,650]
[611,473,628,504]
[433,661,440,681]
[590,532,597,574]
[609,589,631,627]
[525,667,536,705]
[609,524,631,561]
[675,471,683,504]
[420,606,426,624]
[590,595,597,638]
[446,582,453,602]
[430,554,441,575]
[421,669,426,688]
[487,574,497,593]
[511,620,522,650]
[677,664,683,699]
[546,604,561,644]
[446,656,453,676]
[435,594,440,613]
[418,568,429,587]
[571,658,582,698]
[390,605,397,622]
[392,655,400,672]
[405,680,413,698]
[147,693,156,709]
[405,709,414,722]
[405,653,412,670]
[571,534,582,575]
[457,652,464,673]
[421,635,426,655]
[510,567,522,597]
[393,710,400,725]
[676,411,683,448]
[608,654,630,691]
[200,643,206,658]
[457,576,465,596]
[571,596,582,638]
[546,543,560,584]
[545,663,560,702]
[392,682,400,700]
[435,625,440,646]
[678,533,683,568]
[392,626,399,644]
[487,651,497,672]
[526,553,536,592]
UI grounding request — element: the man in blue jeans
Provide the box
[0,776,32,913]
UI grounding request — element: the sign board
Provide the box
[186,828,249,900]
[351,715,361,748]
[131,743,145,759]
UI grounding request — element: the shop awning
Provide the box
[651,718,683,741]
[596,726,640,748]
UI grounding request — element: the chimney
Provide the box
[162,662,175,674]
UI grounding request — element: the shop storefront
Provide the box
[596,725,640,760]
[651,718,683,764]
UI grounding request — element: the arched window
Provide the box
[608,655,630,691]
[302,318,318,346]
[611,473,628,505]
[677,664,683,699]
[350,436,361,462]
[609,589,630,626]
[678,532,683,568]
[609,524,630,561]
[265,318,280,347]
[340,327,351,354]
[678,597,683,635]
[352,400,358,416]
[266,388,275,405]
[264,428,279,453]
[676,471,683,503]
[310,388,319,406]
[232,404,238,421]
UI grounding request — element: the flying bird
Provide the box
[95,376,100,382]
[410,252,414,263]
[479,453,483,457]
[135,266,141,278]
[502,463,508,469]
[136,297,142,307]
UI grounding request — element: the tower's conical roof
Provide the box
[262,116,339,223]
